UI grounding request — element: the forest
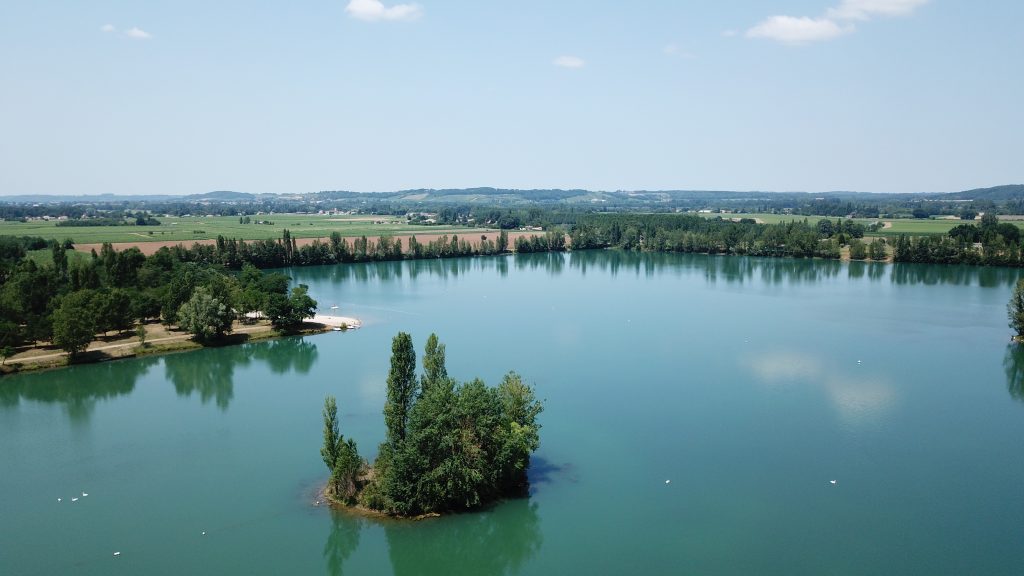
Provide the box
[0,235,316,360]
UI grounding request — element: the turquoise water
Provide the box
[3,252,1024,575]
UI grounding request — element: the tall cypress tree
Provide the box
[321,395,340,473]
[420,333,447,395]
[384,332,417,446]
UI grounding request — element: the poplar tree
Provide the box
[384,332,417,446]
[421,333,447,395]
[322,396,341,474]
[1009,279,1024,338]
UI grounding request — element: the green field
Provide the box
[703,213,1017,237]
[0,214,486,245]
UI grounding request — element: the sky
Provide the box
[0,0,1021,196]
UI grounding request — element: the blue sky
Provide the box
[0,1,1020,195]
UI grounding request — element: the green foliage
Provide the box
[420,333,447,395]
[52,291,97,357]
[334,333,543,517]
[848,239,867,260]
[322,396,341,472]
[384,332,417,447]
[177,286,233,342]
[321,395,362,503]
[1009,279,1024,337]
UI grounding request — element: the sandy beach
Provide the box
[311,314,362,329]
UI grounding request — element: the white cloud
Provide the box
[746,0,927,45]
[124,27,151,40]
[827,0,929,20]
[748,352,897,425]
[345,0,422,22]
[101,24,115,33]
[746,15,852,45]
[553,55,585,69]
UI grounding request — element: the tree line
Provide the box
[0,236,317,360]
[892,213,1024,266]
[321,333,543,516]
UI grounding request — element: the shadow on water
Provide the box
[1004,345,1024,402]
[0,356,158,422]
[166,337,319,410]
[383,498,543,576]
[323,510,363,576]
[527,454,579,491]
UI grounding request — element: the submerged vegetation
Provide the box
[321,332,543,517]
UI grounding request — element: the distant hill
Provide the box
[3,184,1024,206]
[938,185,1024,202]
[186,191,257,201]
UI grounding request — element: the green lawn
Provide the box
[24,248,90,266]
[0,214,486,245]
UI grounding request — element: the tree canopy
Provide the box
[320,333,543,517]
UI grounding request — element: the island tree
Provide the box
[1009,279,1024,339]
[321,333,543,517]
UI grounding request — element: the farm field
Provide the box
[0,214,485,245]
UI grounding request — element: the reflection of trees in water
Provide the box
[288,256,517,286]
[384,498,543,576]
[1004,345,1024,402]
[568,250,846,285]
[323,511,362,576]
[0,357,158,423]
[251,337,319,375]
[564,249,1024,287]
[513,252,565,276]
[891,262,1023,287]
[166,338,318,409]
[165,348,247,410]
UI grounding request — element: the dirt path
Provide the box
[11,324,272,365]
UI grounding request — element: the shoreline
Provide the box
[0,315,360,377]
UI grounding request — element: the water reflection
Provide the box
[323,511,362,576]
[747,351,896,425]
[384,498,542,576]
[167,338,319,410]
[1003,345,1024,402]
[890,262,1023,287]
[165,348,242,410]
[252,338,318,374]
[0,357,158,422]
[290,249,1024,289]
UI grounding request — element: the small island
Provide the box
[320,332,543,517]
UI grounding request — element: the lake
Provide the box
[3,251,1024,575]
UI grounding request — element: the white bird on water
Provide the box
[82,492,88,497]
[57,498,62,502]
[113,552,121,557]
[665,479,671,484]
[71,497,79,502]
[830,480,837,485]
